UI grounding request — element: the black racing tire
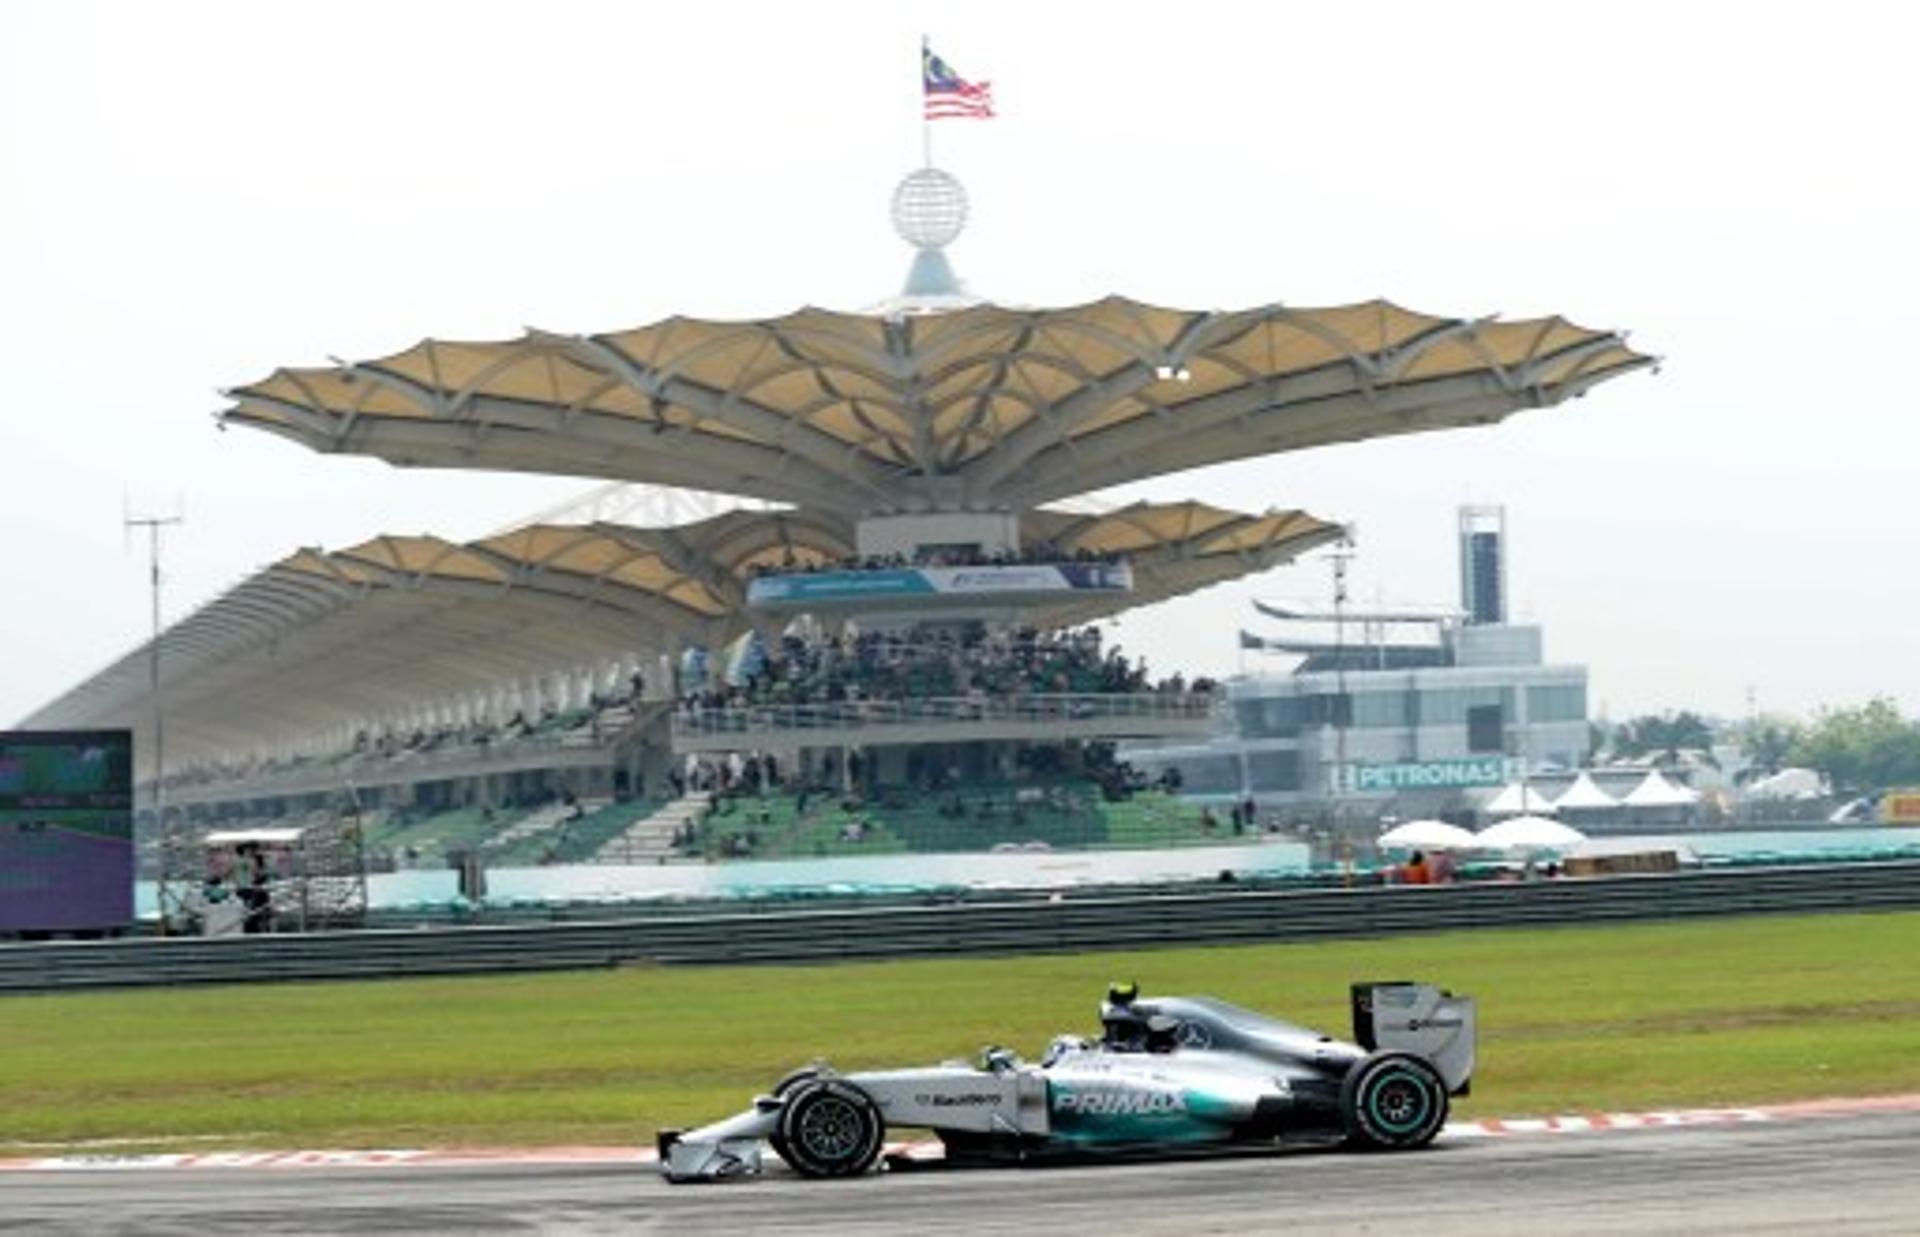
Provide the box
[770,1066,824,1097]
[775,1079,885,1179]
[765,1067,822,1167]
[1340,1051,1449,1150]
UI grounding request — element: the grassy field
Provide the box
[3,909,1918,1152]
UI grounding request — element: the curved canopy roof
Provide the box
[21,501,1338,770]
[223,297,1653,515]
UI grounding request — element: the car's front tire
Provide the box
[1340,1051,1449,1150]
[775,1079,885,1178]
[765,1066,821,1168]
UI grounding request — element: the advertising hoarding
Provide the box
[0,730,134,933]
[1881,791,1920,825]
[747,561,1133,606]
[1345,757,1519,794]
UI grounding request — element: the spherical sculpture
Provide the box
[891,168,969,250]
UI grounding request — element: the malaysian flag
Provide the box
[923,42,994,120]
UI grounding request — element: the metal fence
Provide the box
[673,691,1217,739]
[3,860,1916,994]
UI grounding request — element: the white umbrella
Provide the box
[1379,820,1479,851]
[1483,782,1559,816]
[1475,815,1587,851]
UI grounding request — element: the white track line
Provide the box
[5,1095,1917,1172]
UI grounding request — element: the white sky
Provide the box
[3,0,1917,728]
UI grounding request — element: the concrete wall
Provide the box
[855,511,1021,559]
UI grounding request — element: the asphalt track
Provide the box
[6,1110,1920,1235]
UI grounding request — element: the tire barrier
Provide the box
[2,859,1917,994]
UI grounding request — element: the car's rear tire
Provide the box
[775,1079,885,1178]
[1340,1051,1449,1150]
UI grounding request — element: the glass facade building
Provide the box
[1127,623,1589,808]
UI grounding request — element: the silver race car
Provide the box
[660,980,1475,1181]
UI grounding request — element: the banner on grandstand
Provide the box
[748,562,1133,606]
[0,730,134,933]
[1344,757,1519,794]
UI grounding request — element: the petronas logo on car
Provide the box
[1054,1087,1188,1116]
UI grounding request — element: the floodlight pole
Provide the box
[128,511,184,934]
[1329,541,1354,811]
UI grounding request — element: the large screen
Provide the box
[0,729,134,934]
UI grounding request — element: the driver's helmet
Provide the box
[1100,981,1151,1050]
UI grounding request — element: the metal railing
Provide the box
[672,691,1218,739]
[3,860,1915,994]
[154,705,668,807]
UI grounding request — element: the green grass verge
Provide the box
[2,909,1917,1152]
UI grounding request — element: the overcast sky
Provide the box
[3,0,1917,729]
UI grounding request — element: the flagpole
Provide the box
[921,35,932,167]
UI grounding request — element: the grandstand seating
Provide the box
[682,781,1223,860]
[590,793,711,865]
[364,806,511,866]
[157,696,661,804]
[479,800,583,853]
[500,797,668,866]
[1098,792,1237,848]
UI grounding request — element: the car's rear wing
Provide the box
[1350,982,1476,1094]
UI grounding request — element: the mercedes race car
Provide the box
[660,980,1475,1182]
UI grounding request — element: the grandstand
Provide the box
[15,165,1653,923]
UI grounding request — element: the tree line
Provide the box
[1597,698,1920,795]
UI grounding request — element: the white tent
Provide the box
[1483,782,1559,816]
[1379,820,1480,851]
[1475,815,1587,851]
[1622,770,1699,808]
[1553,772,1620,811]
[1744,767,1825,801]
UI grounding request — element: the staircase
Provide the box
[482,800,598,855]
[592,791,710,864]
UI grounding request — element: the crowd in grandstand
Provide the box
[668,739,1180,859]
[157,672,651,792]
[747,542,1124,577]
[153,615,1217,804]
[677,626,1211,712]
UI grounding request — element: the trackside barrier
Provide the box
[1,860,1917,994]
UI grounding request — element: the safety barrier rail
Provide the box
[2,859,1916,994]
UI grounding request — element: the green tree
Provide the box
[1738,714,1805,782]
[1789,698,1920,794]
[1612,711,1717,766]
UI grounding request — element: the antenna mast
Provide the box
[127,507,184,934]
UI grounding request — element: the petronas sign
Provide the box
[1346,758,1518,793]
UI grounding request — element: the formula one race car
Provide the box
[659,980,1475,1182]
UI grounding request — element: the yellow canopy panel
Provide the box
[222,296,1653,514]
[19,500,1339,766]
